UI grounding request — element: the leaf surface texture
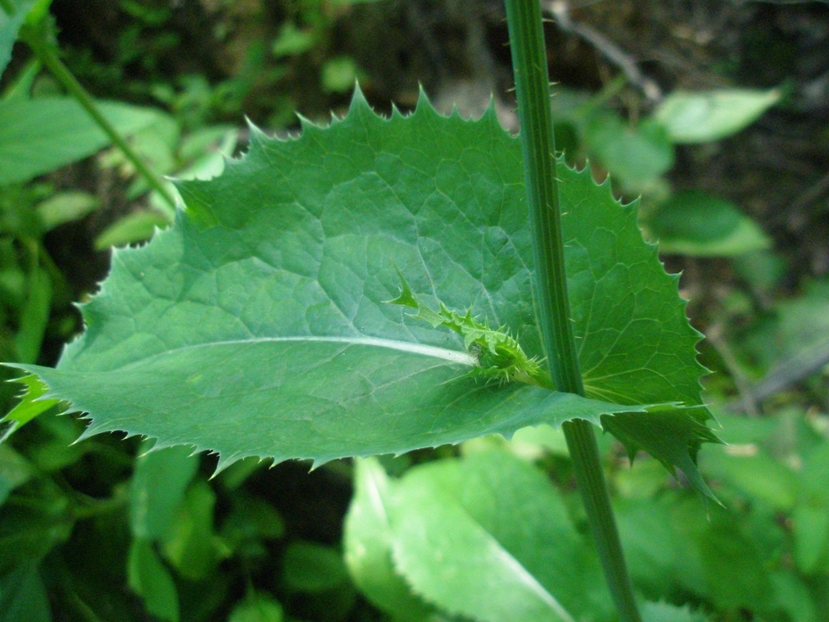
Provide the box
[9,90,714,478]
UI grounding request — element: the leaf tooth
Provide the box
[348,83,374,118]
[481,96,502,128]
[245,118,272,146]
[211,452,244,477]
[309,456,333,471]
[389,101,405,120]
[296,112,326,136]
[414,85,437,117]
[73,417,110,443]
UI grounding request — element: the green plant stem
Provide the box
[503,2,641,621]
[22,27,177,210]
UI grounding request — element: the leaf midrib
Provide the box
[91,335,478,373]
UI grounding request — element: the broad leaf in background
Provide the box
[740,279,829,375]
[228,593,285,622]
[344,458,437,621]
[386,451,610,622]
[585,113,674,192]
[159,480,221,581]
[282,541,350,593]
[13,265,50,363]
[640,601,709,622]
[0,444,31,505]
[0,561,51,622]
[0,478,72,574]
[0,97,166,184]
[793,443,829,576]
[615,494,773,615]
[34,191,99,232]
[281,541,356,620]
[654,88,780,144]
[0,0,38,79]
[128,539,180,622]
[94,210,170,250]
[130,444,199,541]
[649,191,771,257]
[5,89,714,485]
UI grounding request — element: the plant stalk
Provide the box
[22,27,177,210]
[503,2,641,620]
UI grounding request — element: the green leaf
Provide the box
[344,459,436,621]
[585,114,674,191]
[130,444,199,541]
[700,446,798,511]
[793,501,829,575]
[128,539,180,622]
[6,90,713,484]
[641,601,709,622]
[221,494,284,561]
[653,89,780,144]
[0,0,37,80]
[0,444,31,506]
[272,22,315,58]
[228,593,285,622]
[793,444,829,575]
[649,192,770,257]
[740,279,829,375]
[0,97,166,184]
[769,571,818,622]
[321,56,359,93]
[0,562,51,622]
[93,210,171,250]
[282,541,349,593]
[0,487,72,574]
[281,540,357,620]
[14,265,50,363]
[0,374,59,441]
[160,480,221,581]
[387,451,609,622]
[35,191,99,232]
[616,495,773,613]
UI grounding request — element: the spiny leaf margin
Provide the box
[3,87,716,487]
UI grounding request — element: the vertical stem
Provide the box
[503,2,641,621]
[22,27,177,210]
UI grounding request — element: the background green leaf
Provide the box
[0,97,166,184]
[159,480,222,581]
[0,0,37,80]
[0,444,30,505]
[0,562,51,622]
[653,89,780,144]
[649,192,770,257]
[585,114,674,191]
[128,539,180,622]
[228,593,285,622]
[387,451,609,622]
[129,444,199,541]
[344,458,436,621]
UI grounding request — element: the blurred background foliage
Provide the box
[1,0,828,620]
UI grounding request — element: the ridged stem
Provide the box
[22,27,177,210]
[503,2,641,620]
